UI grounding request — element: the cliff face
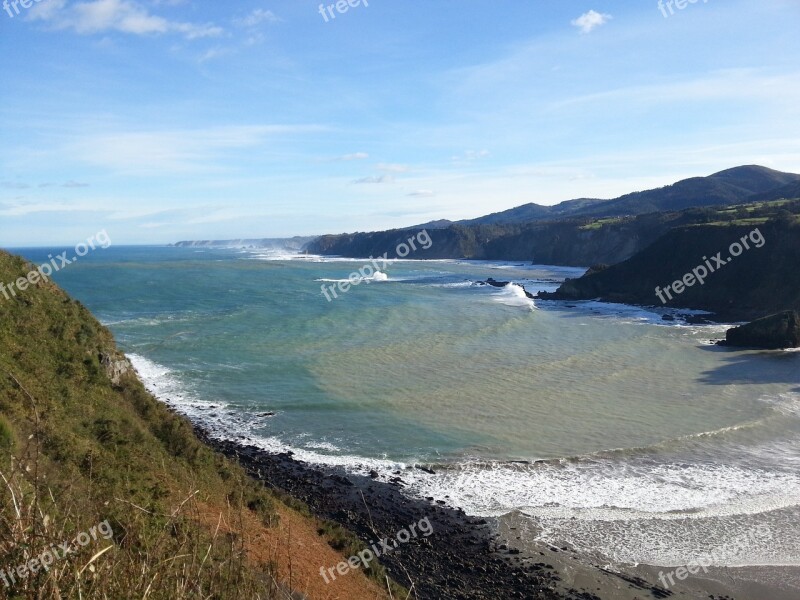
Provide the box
[306,200,800,267]
[306,218,677,266]
[540,220,800,322]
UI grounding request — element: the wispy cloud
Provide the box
[38,181,90,188]
[571,10,612,34]
[334,152,369,161]
[353,175,394,184]
[28,0,223,39]
[0,200,101,216]
[452,149,490,163]
[407,190,435,197]
[233,9,280,28]
[65,124,326,173]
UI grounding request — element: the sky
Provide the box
[1,0,800,246]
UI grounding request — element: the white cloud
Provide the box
[234,9,280,28]
[407,190,435,197]
[0,200,100,216]
[353,175,394,184]
[452,149,490,163]
[571,10,612,34]
[28,0,223,39]
[333,152,369,161]
[65,124,325,173]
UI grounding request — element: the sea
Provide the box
[15,244,800,571]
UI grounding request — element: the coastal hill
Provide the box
[306,197,800,267]
[304,166,800,265]
[0,250,395,599]
[172,166,800,263]
[456,165,800,226]
[540,216,800,322]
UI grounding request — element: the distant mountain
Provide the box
[174,166,800,267]
[410,219,453,229]
[747,180,800,203]
[459,198,604,226]
[458,166,800,226]
[306,198,800,267]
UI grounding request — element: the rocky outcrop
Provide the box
[539,221,800,322]
[99,351,132,385]
[723,311,800,349]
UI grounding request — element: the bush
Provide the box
[0,413,14,450]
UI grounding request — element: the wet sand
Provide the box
[497,510,800,600]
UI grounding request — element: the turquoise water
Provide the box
[16,245,800,568]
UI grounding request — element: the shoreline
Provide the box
[195,427,684,600]
[194,426,800,600]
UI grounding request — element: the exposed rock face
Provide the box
[539,221,800,322]
[99,352,132,385]
[724,311,800,349]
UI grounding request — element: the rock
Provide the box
[99,352,132,385]
[485,278,510,288]
[723,310,800,349]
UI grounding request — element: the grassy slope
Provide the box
[0,250,392,600]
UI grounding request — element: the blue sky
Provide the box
[1,0,799,245]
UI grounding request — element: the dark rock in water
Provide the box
[485,277,510,288]
[259,412,276,417]
[483,278,536,300]
[682,314,715,325]
[722,310,800,349]
[416,465,436,474]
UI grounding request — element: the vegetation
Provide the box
[0,250,395,599]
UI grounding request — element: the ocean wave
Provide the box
[490,283,536,310]
[315,271,389,284]
[760,392,800,418]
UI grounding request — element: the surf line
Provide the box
[320,229,433,302]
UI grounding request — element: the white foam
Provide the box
[491,283,536,310]
[316,271,390,285]
[760,392,800,418]
[398,460,800,518]
[127,353,230,423]
[430,281,475,288]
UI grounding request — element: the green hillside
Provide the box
[0,250,392,600]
